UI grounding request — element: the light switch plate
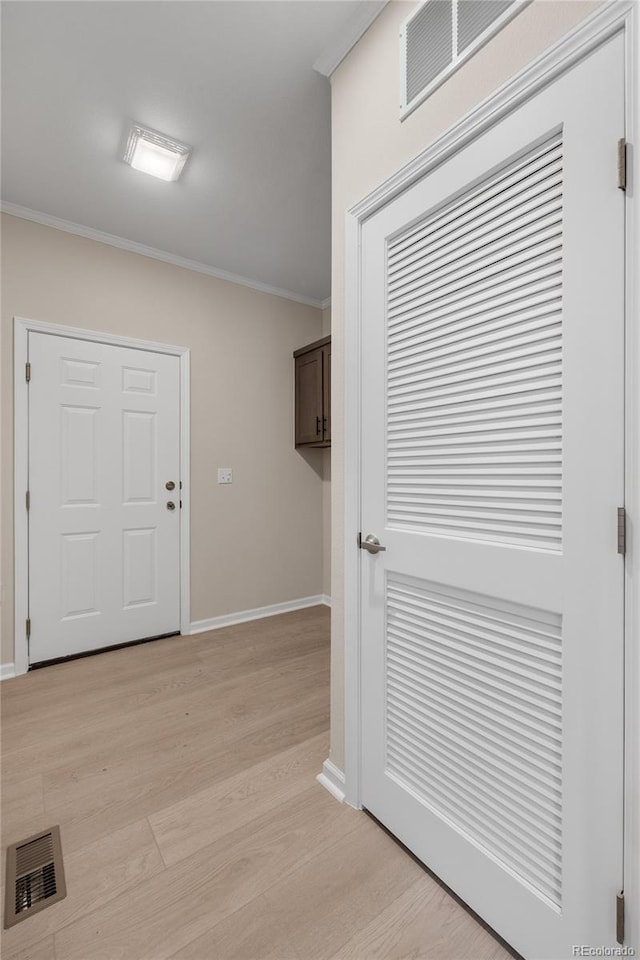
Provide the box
[217,468,233,484]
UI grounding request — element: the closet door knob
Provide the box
[360,534,386,554]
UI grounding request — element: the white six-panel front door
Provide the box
[28,333,181,663]
[360,34,625,960]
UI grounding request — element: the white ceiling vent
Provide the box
[401,0,530,119]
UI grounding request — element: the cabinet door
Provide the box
[322,343,331,443]
[295,349,323,445]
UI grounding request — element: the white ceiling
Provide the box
[1,1,382,306]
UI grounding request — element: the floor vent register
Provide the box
[4,826,67,928]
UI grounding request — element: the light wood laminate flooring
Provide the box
[1,606,514,960]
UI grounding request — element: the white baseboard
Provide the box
[190,594,329,635]
[0,662,16,681]
[316,758,346,803]
[321,594,331,607]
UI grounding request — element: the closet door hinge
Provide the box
[26,618,31,639]
[617,507,626,555]
[617,138,627,191]
[26,490,30,511]
[616,891,625,944]
[25,362,31,382]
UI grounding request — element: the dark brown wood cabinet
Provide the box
[294,335,331,447]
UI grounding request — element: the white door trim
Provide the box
[343,0,638,946]
[13,317,191,676]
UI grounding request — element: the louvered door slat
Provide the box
[391,322,560,376]
[387,751,562,905]
[389,209,563,310]
[385,576,563,908]
[388,277,562,345]
[389,169,562,278]
[387,623,562,708]
[388,372,561,412]
[389,418,561,436]
[390,345,561,389]
[386,134,563,548]
[389,298,560,359]
[389,259,562,325]
[393,602,561,663]
[389,185,563,286]
[387,674,560,771]
[389,193,562,291]
[385,641,562,741]
[385,720,561,855]
[385,725,562,864]
[389,139,561,263]
[387,481,559,494]
[389,676,560,788]
[389,282,561,342]
[388,375,559,409]
[389,211,563,308]
[389,414,560,436]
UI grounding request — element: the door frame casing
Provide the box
[343,0,638,945]
[13,317,191,675]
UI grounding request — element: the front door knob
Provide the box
[166,501,176,511]
[165,480,176,491]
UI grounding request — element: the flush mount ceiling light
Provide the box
[123,122,191,182]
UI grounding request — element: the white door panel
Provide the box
[361,34,624,959]
[29,333,181,663]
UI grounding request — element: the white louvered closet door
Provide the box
[360,33,624,960]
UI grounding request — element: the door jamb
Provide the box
[343,0,638,945]
[13,317,191,675]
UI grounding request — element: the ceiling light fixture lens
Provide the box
[123,122,191,182]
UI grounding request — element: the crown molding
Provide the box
[1,202,328,310]
[313,1,388,77]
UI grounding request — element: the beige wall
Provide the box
[1,214,325,666]
[321,306,331,339]
[329,0,601,771]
